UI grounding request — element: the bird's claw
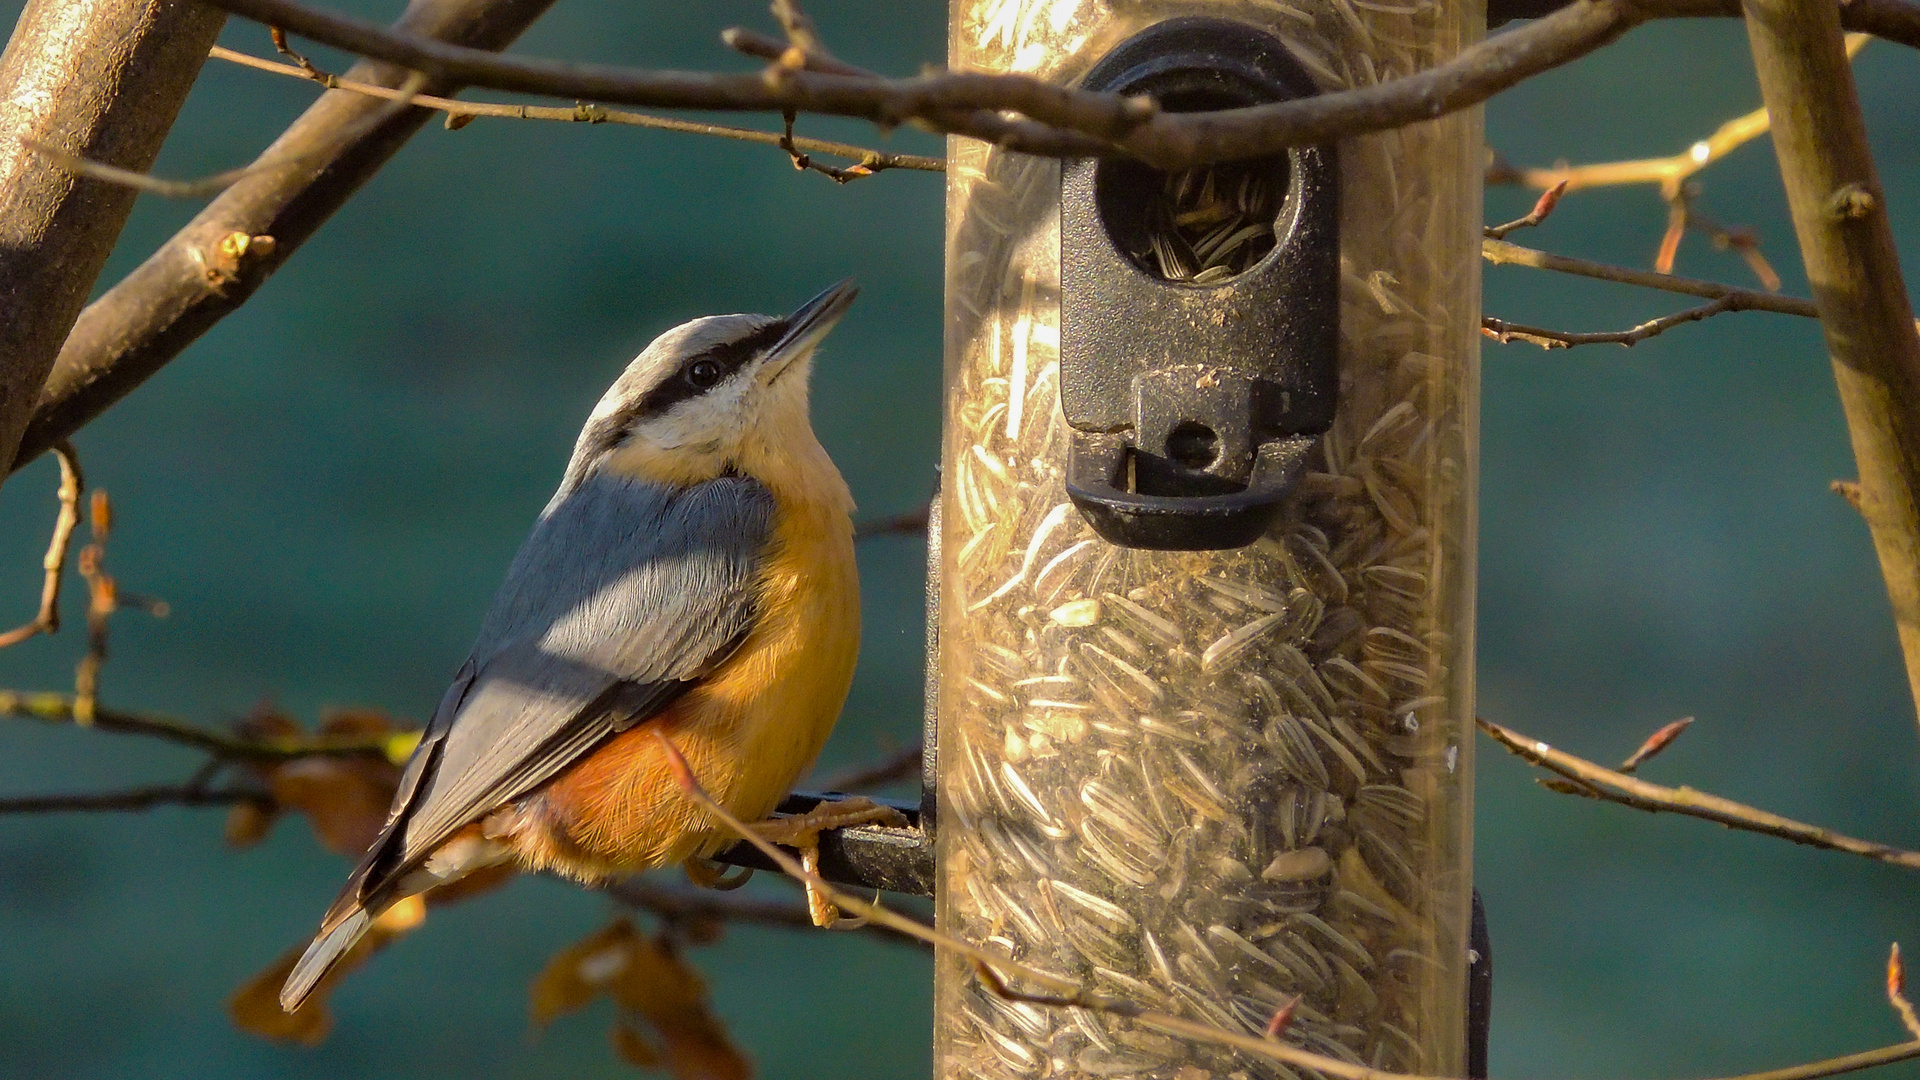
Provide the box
[682,856,755,891]
[748,796,908,927]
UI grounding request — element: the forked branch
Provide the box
[1479,717,1920,871]
[0,442,83,648]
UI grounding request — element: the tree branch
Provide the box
[1482,238,1818,317]
[1483,295,1745,349]
[1838,0,1920,48]
[0,0,226,481]
[0,442,83,648]
[809,740,922,791]
[0,689,405,762]
[0,783,262,814]
[193,0,1651,167]
[11,0,562,475]
[207,46,940,174]
[189,0,1920,173]
[1743,0,1920,733]
[853,503,932,540]
[23,72,432,200]
[1479,717,1920,871]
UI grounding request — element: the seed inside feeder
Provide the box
[1100,152,1286,285]
[1145,161,1282,282]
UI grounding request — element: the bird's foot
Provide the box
[749,796,908,927]
[682,856,754,891]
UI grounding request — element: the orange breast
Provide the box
[506,493,861,883]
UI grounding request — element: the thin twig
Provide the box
[656,728,1920,1080]
[1485,180,1569,239]
[649,730,1063,984]
[1490,35,1862,285]
[185,0,1920,169]
[1889,944,1920,1040]
[1482,239,1818,317]
[0,784,264,814]
[1493,33,1867,198]
[722,26,870,78]
[776,110,879,182]
[1482,295,1743,349]
[810,740,923,791]
[0,442,84,649]
[1716,1042,1920,1080]
[23,72,431,199]
[190,0,1644,167]
[768,0,835,67]
[1480,717,1920,871]
[0,689,405,762]
[72,491,115,723]
[186,0,1920,168]
[1688,205,1783,289]
[853,502,932,540]
[206,46,941,173]
[269,24,325,78]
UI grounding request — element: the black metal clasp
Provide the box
[1061,16,1340,550]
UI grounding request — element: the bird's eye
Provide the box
[686,359,723,389]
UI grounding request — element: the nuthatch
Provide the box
[281,281,873,1012]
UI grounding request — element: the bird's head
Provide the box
[568,280,858,489]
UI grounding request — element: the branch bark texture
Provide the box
[185,0,1920,174]
[11,0,559,473]
[1742,0,1920,730]
[0,0,225,478]
[193,0,1650,165]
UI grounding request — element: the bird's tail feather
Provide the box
[280,907,372,1013]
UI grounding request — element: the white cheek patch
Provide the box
[646,378,753,453]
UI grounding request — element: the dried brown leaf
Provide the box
[531,919,639,1028]
[223,799,280,847]
[613,1022,665,1067]
[610,933,750,1080]
[531,918,751,1080]
[269,755,400,856]
[318,708,396,737]
[235,703,299,741]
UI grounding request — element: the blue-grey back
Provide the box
[472,472,775,673]
[382,471,776,875]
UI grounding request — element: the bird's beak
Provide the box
[761,279,858,384]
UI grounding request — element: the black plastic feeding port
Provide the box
[1060,16,1339,551]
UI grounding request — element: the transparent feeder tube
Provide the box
[934,1,1482,1078]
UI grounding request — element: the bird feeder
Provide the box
[931,0,1484,1075]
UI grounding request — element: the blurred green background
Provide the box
[0,2,1915,1078]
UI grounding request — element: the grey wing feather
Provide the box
[350,472,775,907]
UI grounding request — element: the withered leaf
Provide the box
[269,755,399,857]
[531,919,638,1028]
[532,918,751,1080]
[612,1022,664,1067]
[223,799,279,848]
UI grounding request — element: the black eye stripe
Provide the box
[572,320,792,467]
[628,319,788,421]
